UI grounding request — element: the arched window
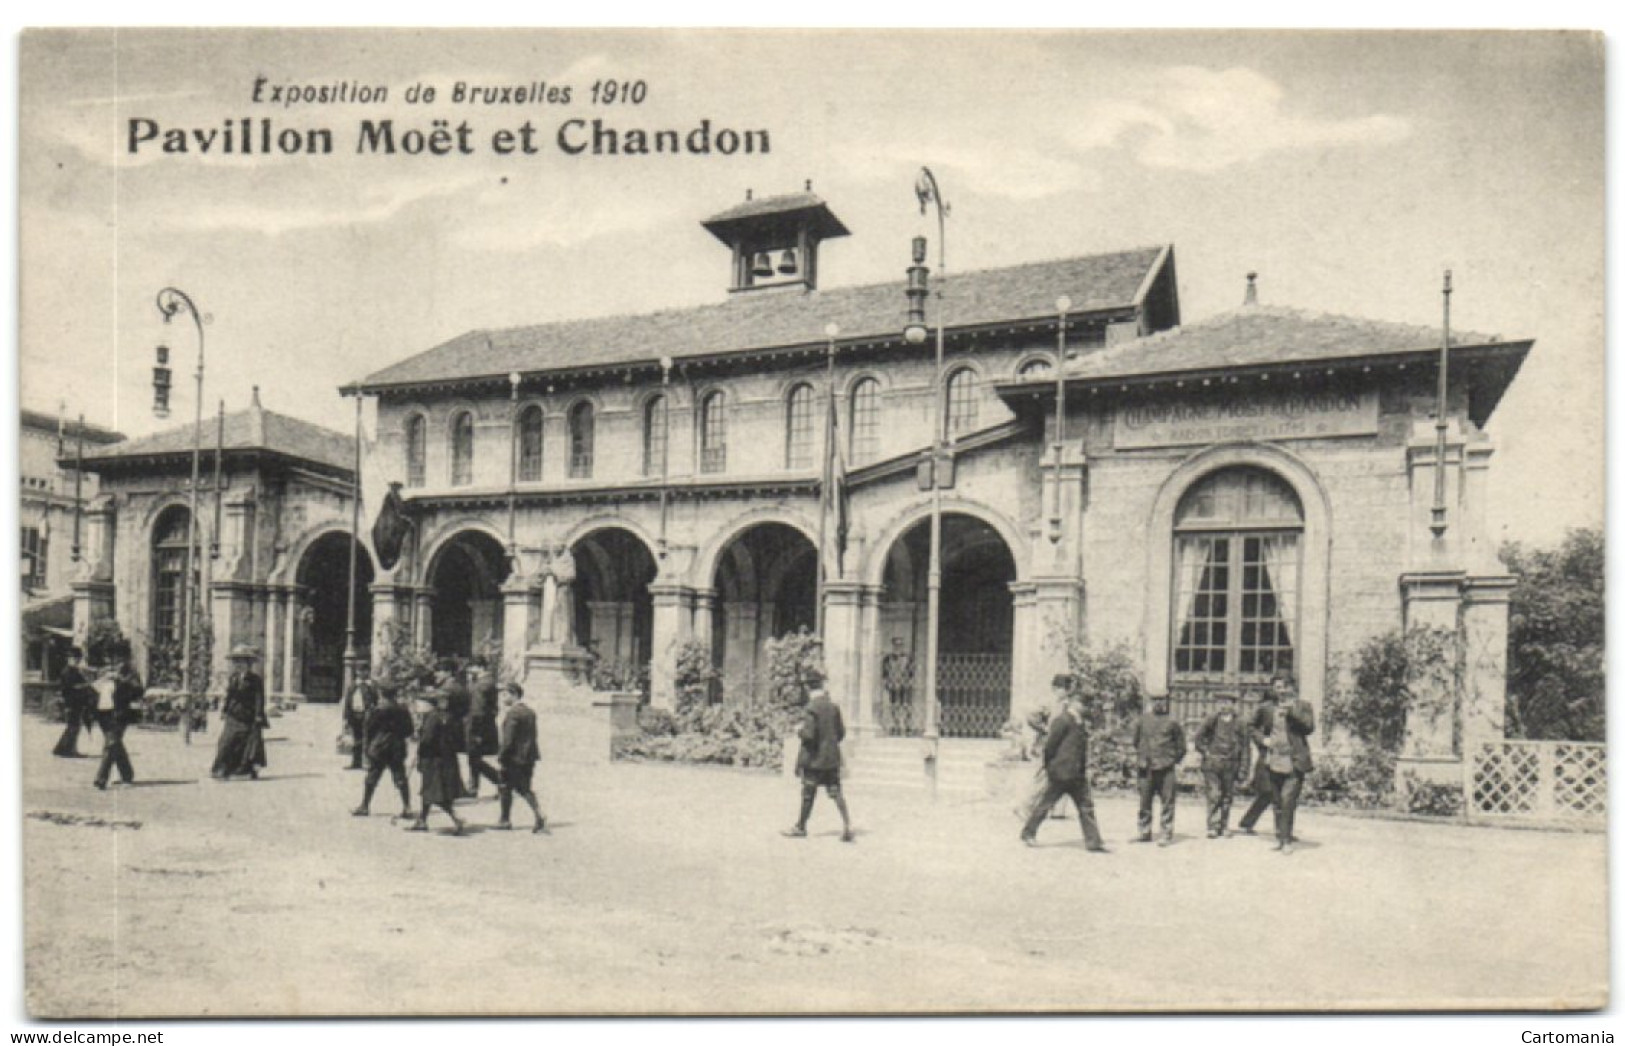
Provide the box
[945,367,979,436]
[450,411,475,487]
[568,402,595,478]
[517,405,544,482]
[643,395,668,477]
[1171,467,1304,687]
[785,384,816,469]
[151,506,193,654]
[404,414,426,488]
[849,378,880,464]
[700,391,727,473]
[1018,357,1054,379]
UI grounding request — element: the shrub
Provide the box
[762,628,826,708]
[615,700,798,769]
[374,620,440,704]
[1501,528,1605,742]
[672,640,720,712]
[1055,638,1146,791]
[1305,748,1398,808]
[83,618,128,669]
[1399,772,1465,818]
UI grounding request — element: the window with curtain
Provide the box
[849,378,880,464]
[404,414,426,488]
[517,406,544,482]
[643,395,668,477]
[450,411,475,487]
[569,402,595,478]
[1170,467,1302,686]
[700,391,726,473]
[21,526,47,590]
[945,367,979,436]
[785,384,815,469]
[151,507,192,649]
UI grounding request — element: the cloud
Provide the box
[1069,65,1412,172]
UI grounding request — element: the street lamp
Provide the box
[905,167,948,787]
[1049,295,1073,544]
[155,287,206,698]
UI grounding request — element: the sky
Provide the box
[17,28,1604,545]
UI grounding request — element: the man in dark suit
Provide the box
[495,682,546,833]
[342,663,377,771]
[1236,687,1280,834]
[1020,676,1106,851]
[1258,673,1315,854]
[92,648,142,790]
[351,685,414,819]
[1132,693,1187,846]
[53,647,94,758]
[783,686,853,842]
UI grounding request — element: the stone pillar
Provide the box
[1397,570,1466,786]
[1405,420,1467,574]
[501,577,535,685]
[1461,575,1516,743]
[822,581,864,722]
[369,580,403,666]
[1008,581,1041,722]
[691,587,717,651]
[267,586,289,696]
[283,588,304,702]
[727,599,760,699]
[854,585,883,737]
[647,580,694,710]
[413,589,433,649]
[71,495,118,647]
[587,600,622,660]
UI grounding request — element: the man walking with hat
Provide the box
[53,646,94,758]
[1020,676,1107,852]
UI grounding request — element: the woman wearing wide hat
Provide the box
[211,644,268,780]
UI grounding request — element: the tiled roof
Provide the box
[19,408,123,444]
[356,245,1170,391]
[1060,305,1513,383]
[78,407,352,475]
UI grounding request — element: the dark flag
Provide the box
[371,482,411,571]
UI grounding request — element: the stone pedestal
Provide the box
[1398,570,1465,763]
[821,580,864,723]
[525,642,591,703]
[647,581,695,709]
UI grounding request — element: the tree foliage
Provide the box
[1501,528,1605,742]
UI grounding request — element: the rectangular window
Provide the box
[21,526,46,590]
[1172,531,1299,685]
[153,546,187,645]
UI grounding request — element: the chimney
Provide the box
[1244,272,1259,306]
[251,385,262,408]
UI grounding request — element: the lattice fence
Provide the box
[1467,740,1605,826]
[937,653,1011,739]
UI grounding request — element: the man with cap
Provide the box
[92,644,143,790]
[52,646,95,758]
[783,686,853,843]
[1020,675,1107,852]
[494,681,546,833]
[1237,685,1281,835]
[211,644,268,780]
[1258,672,1315,854]
[341,661,378,771]
[351,681,414,819]
[1132,692,1187,846]
[1195,692,1250,838]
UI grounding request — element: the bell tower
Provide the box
[702,181,850,294]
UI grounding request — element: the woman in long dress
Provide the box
[408,690,466,834]
[211,645,267,780]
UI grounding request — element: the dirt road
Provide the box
[21,706,1607,1016]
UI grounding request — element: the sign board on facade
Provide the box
[1114,388,1380,449]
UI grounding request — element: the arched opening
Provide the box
[572,527,658,690]
[149,505,196,683]
[296,531,376,703]
[1168,465,1304,724]
[711,522,817,702]
[427,530,510,660]
[878,512,1017,737]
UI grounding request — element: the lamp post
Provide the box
[903,167,948,780]
[342,391,362,698]
[508,371,522,562]
[155,287,206,698]
[1049,296,1073,544]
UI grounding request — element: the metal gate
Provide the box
[937,652,1011,739]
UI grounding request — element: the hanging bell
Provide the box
[751,251,774,278]
[777,248,798,275]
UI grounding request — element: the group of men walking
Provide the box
[1020,672,1314,854]
[344,664,547,836]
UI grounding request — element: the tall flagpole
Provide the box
[71,414,84,563]
[816,323,839,637]
[342,391,362,695]
[1430,270,1452,538]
